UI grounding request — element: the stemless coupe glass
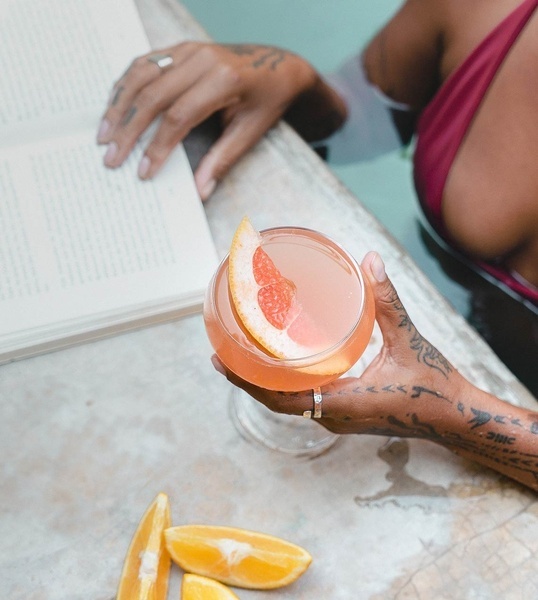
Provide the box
[204,226,375,457]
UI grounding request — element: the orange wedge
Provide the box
[228,216,323,359]
[116,492,172,600]
[165,524,312,590]
[181,574,240,599]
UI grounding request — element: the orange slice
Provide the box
[228,216,322,359]
[116,492,172,600]
[165,524,312,590]
[181,574,240,599]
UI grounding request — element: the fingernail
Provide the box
[97,118,111,143]
[104,141,118,166]
[199,178,216,200]
[371,253,387,282]
[138,155,151,179]
[211,354,226,376]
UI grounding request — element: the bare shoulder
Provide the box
[362,0,524,108]
[362,0,447,109]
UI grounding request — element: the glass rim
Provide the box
[209,225,367,367]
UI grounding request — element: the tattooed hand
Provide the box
[213,251,538,492]
[97,42,345,200]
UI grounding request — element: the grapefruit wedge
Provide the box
[228,217,325,359]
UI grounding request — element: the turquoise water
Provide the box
[180,0,537,395]
[180,0,467,310]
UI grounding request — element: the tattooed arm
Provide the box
[214,251,538,492]
[97,42,345,199]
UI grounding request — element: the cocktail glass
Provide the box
[204,226,375,457]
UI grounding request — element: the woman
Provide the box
[98,0,538,304]
[96,0,538,488]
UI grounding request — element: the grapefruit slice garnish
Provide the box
[228,217,328,359]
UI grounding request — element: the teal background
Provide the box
[179,0,470,314]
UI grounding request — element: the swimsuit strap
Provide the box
[414,0,538,234]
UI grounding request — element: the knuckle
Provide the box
[179,40,198,53]
[144,139,172,162]
[111,129,137,149]
[217,63,242,87]
[382,280,402,308]
[198,44,219,63]
[137,88,161,110]
[210,154,235,180]
[162,107,186,130]
[131,56,148,71]
[103,105,122,123]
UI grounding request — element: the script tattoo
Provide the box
[486,431,516,445]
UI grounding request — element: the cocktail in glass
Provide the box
[204,225,375,456]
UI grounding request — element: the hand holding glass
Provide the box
[204,226,375,456]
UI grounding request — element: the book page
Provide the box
[0,130,218,347]
[0,0,150,145]
[0,0,219,359]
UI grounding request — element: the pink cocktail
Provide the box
[204,225,375,454]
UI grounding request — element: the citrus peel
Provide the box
[165,524,312,590]
[181,573,240,599]
[228,216,324,359]
[116,492,171,600]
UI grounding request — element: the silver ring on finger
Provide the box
[147,53,174,72]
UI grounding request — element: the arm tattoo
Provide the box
[349,382,538,486]
[468,408,528,431]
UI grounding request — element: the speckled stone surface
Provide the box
[1,2,537,599]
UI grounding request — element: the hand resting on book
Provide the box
[96,41,344,200]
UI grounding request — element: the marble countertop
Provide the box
[2,1,537,599]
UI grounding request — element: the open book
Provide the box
[0,0,219,363]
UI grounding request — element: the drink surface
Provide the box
[204,228,375,391]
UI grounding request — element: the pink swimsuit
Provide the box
[413,0,538,305]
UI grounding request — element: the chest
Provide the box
[443,7,538,223]
[436,6,538,255]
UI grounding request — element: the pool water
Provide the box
[181,0,538,397]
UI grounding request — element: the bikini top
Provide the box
[413,0,538,304]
